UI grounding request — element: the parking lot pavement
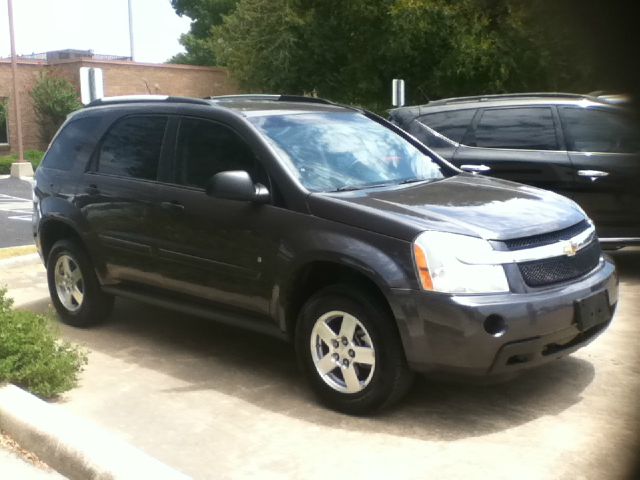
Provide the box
[0,177,34,248]
[0,250,638,480]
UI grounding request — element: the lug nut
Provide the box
[342,337,349,346]
[332,353,339,361]
[342,359,350,367]
[348,349,355,358]
[332,339,339,348]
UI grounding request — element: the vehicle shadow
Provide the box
[608,246,640,282]
[22,295,596,442]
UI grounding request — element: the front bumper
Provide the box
[388,256,618,377]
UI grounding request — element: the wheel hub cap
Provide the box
[54,254,84,312]
[310,310,376,394]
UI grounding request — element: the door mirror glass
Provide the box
[206,170,270,203]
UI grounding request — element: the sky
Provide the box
[0,0,192,64]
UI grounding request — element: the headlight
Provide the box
[413,231,509,294]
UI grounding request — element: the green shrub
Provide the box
[0,288,87,399]
[30,73,82,144]
[0,150,44,174]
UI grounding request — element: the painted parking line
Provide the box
[0,194,33,220]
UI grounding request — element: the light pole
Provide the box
[7,0,33,177]
[128,0,135,61]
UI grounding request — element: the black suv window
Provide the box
[559,107,640,153]
[175,117,260,188]
[473,107,558,151]
[417,109,476,144]
[97,116,167,180]
[42,117,101,171]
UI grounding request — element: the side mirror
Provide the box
[206,170,271,204]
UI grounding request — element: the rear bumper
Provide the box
[388,256,618,377]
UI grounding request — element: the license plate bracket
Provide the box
[574,292,610,332]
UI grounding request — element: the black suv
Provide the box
[33,94,618,414]
[389,93,640,247]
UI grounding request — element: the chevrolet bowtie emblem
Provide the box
[563,240,579,257]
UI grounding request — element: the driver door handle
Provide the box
[460,164,491,173]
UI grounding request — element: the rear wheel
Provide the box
[47,239,113,327]
[296,284,413,414]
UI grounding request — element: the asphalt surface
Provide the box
[0,249,638,480]
[0,177,34,248]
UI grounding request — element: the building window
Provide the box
[0,98,8,145]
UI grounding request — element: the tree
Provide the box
[168,0,238,65]
[30,73,82,143]
[212,0,564,108]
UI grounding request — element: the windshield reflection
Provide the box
[250,112,443,192]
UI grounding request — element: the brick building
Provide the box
[0,50,238,154]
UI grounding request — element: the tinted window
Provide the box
[97,116,167,180]
[417,109,476,143]
[42,117,101,171]
[407,120,456,149]
[175,118,259,188]
[559,107,640,153]
[474,108,558,150]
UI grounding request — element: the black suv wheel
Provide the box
[47,239,114,327]
[295,285,413,414]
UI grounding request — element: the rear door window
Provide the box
[559,107,640,153]
[96,116,168,180]
[417,109,476,144]
[472,107,558,151]
[42,117,101,171]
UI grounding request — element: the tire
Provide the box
[46,239,114,327]
[295,284,413,414]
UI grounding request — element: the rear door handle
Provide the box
[577,170,609,181]
[160,201,185,213]
[85,184,100,195]
[460,164,491,173]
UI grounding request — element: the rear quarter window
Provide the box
[42,117,102,171]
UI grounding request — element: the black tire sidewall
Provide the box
[296,285,408,414]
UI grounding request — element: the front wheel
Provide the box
[295,285,413,414]
[47,239,113,327]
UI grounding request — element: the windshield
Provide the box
[249,112,444,192]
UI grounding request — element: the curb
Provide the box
[0,253,41,268]
[0,385,192,480]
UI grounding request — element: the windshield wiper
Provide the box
[335,182,394,192]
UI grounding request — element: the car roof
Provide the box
[83,94,356,117]
[390,92,625,118]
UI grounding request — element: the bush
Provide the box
[0,288,87,399]
[30,73,82,144]
[0,150,44,174]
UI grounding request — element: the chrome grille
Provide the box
[517,241,601,287]
[504,220,590,251]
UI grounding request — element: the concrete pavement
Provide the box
[0,446,66,479]
[0,250,638,480]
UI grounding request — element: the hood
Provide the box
[308,174,585,242]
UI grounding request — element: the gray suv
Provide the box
[34,94,617,414]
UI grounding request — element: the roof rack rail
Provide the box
[207,94,336,105]
[86,95,212,108]
[426,92,596,106]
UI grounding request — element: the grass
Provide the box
[0,150,44,175]
[0,245,38,260]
